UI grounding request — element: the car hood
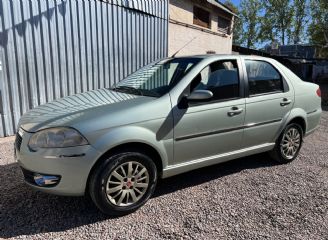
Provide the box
[18,88,154,132]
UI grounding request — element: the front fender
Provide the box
[90,126,169,169]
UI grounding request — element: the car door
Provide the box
[242,59,294,148]
[172,58,246,164]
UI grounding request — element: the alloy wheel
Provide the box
[280,127,301,160]
[106,161,149,206]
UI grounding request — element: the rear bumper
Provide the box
[16,131,102,196]
[304,125,318,137]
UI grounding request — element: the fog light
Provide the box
[34,174,60,187]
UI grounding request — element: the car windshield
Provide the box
[111,57,201,97]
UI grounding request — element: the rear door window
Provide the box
[245,60,284,96]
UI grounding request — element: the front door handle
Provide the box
[280,98,292,106]
[228,107,243,116]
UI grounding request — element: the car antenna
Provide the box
[171,37,197,58]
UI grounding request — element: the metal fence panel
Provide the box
[0,0,168,137]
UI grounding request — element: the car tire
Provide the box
[270,123,303,164]
[89,151,157,216]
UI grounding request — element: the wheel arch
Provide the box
[84,124,171,195]
[273,108,307,142]
[93,141,163,173]
[288,116,306,134]
[85,141,165,195]
[285,108,307,134]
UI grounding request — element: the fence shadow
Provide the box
[0,153,277,238]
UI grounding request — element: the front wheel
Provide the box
[270,123,303,164]
[89,151,157,215]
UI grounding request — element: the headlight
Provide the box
[28,127,88,151]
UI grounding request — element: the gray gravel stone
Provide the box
[0,111,327,239]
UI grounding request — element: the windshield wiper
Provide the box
[111,86,143,96]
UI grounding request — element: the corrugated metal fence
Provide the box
[0,0,168,137]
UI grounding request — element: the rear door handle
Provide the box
[280,98,292,106]
[228,107,243,116]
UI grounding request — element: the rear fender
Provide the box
[273,108,307,141]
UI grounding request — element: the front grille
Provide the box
[15,132,23,151]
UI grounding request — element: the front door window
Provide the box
[190,60,240,104]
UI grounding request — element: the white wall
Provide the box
[168,0,234,56]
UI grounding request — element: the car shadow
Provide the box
[0,154,277,238]
[155,153,277,197]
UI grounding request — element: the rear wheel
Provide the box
[270,123,303,163]
[89,151,157,215]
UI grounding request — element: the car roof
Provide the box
[174,54,273,61]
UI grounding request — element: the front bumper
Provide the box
[16,130,102,196]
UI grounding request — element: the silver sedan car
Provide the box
[16,55,322,215]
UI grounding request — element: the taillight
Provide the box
[316,88,321,97]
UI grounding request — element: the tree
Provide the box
[260,0,294,45]
[308,0,328,57]
[223,0,243,45]
[239,0,263,48]
[290,0,309,44]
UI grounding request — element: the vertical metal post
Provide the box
[0,51,4,137]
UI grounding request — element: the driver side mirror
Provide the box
[178,90,213,109]
[187,90,213,101]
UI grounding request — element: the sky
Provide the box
[228,0,241,7]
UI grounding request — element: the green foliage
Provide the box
[231,0,263,48]
[260,0,294,45]
[308,0,328,57]
[225,0,327,56]
[223,0,243,45]
[223,0,263,48]
[291,0,309,43]
[240,0,263,48]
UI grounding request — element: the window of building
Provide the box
[245,60,284,95]
[217,16,231,34]
[190,60,240,103]
[193,6,210,29]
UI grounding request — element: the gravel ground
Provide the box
[0,110,327,240]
